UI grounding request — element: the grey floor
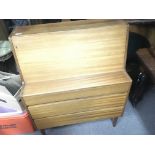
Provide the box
[31,86,155,135]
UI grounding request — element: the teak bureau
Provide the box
[9,20,132,132]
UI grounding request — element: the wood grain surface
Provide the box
[34,107,123,129]
[29,93,127,119]
[10,20,123,36]
[10,20,131,129]
[23,71,131,106]
[11,20,128,84]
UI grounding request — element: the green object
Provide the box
[0,41,12,61]
[0,41,12,57]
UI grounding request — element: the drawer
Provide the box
[28,93,127,119]
[23,71,131,106]
[23,81,130,106]
[34,107,123,129]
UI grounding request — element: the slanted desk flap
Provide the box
[10,20,129,84]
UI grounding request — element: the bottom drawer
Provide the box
[34,106,123,129]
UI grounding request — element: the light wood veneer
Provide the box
[10,20,131,129]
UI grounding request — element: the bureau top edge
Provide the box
[9,20,128,38]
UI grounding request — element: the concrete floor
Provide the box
[31,86,155,135]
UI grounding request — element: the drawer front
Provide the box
[24,82,130,106]
[34,107,123,129]
[29,93,127,119]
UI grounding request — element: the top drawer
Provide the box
[22,71,131,106]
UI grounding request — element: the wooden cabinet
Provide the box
[9,20,131,130]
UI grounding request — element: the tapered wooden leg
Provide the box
[111,117,118,127]
[40,129,46,135]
